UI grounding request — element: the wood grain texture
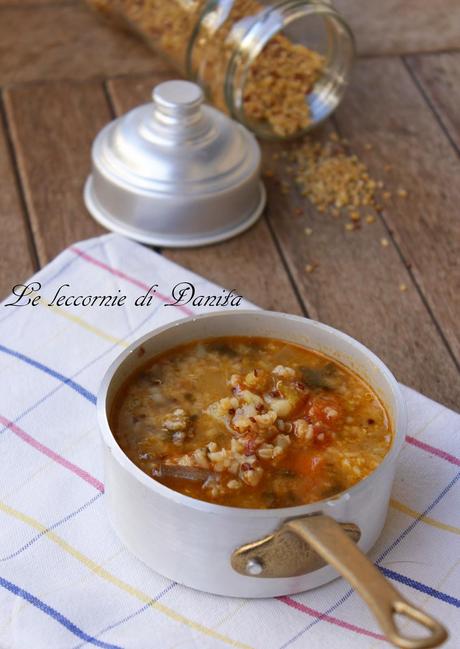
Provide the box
[262,139,460,410]
[406,52,460,151]
[0,3,158,85]
[3,81,107,264]
[334,57,460,368]
[2,0,459,89]
[0,111,36,299]
[0,1,76,6]
[107,75,303,314]
[335,0,460,55]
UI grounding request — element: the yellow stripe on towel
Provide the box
[0,500,253,649]
[45,304,128,348]
[390,498,460,535]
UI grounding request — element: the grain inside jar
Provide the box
[86,1,354,138]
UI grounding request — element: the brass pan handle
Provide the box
[287,516,448,649]
[231,514,448,649]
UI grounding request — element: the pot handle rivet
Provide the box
[246,558,264,576]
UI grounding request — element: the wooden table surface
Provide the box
[0,1,459,409]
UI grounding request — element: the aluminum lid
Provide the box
[84,80,266,247]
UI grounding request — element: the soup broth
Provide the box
[111,337,392,508]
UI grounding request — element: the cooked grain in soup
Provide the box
[112,337,392,508]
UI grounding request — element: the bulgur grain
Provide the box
[291,136,381,215]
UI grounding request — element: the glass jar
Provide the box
[88,0,354,139]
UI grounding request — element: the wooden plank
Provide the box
[335,0,460,56]
[334,57,460,370]
[3,81,108,264]
[0,1,76,6]
[262,145,460,410]
[0,3,160,85]
[107,75,303,314]
[406,52,460,151]
[0,111,36,299]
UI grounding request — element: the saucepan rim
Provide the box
[97,310,407,518]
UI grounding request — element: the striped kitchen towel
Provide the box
[0,233,458,649]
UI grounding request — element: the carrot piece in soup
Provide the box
[291,450,324,477]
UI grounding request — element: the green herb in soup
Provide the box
[111,337,392,508]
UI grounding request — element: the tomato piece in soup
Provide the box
[308,394,344,429]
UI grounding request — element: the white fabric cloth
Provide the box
[0,233,458,649]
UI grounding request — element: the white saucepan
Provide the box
[97,311,447,648]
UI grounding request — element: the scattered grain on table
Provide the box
[268,133,408,232]
[292,139,379,214]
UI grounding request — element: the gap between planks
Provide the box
[0,92,38,294]
[404,52,460,158]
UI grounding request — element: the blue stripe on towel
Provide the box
[0,344,96,404]
[0,575,123,649]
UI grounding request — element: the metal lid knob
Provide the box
[149,81,208,140]
[153,80,203,121]
[84,80,266,248]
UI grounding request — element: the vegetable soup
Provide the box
[111,337,392,508]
